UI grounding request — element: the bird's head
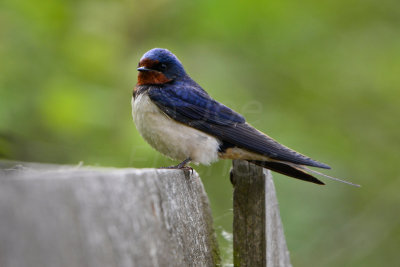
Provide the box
[136,48,186,86]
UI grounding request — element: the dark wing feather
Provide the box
[148,85,245,125]
[148,85,330,169]
[204,123,330,168]
[249,160,325,185]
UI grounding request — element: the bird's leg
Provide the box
[160,157,193,172]
[175,157,192,168]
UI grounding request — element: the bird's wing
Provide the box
[148,85,330,169]
[249,160,325,185]
[148,84,245,126]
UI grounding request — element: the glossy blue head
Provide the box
[137,48,187,85]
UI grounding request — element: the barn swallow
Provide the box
[132,48,359,186]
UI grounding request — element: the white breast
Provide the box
[132,93,220,165]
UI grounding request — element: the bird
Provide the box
[131,48,359,186]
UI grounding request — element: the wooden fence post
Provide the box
[231,160,292,267]
[0,160,220,267]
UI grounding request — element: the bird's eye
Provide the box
[160,63,167,71]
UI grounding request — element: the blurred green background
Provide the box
[1,0,399,266]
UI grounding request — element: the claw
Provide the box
[159,157,193,174]
[181,166,194,174]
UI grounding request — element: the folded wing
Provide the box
[148,85,330,169]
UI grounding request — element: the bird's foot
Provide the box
[159,158,193,174]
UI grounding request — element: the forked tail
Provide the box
[249,160,360,187]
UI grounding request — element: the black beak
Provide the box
[137,66,152,72]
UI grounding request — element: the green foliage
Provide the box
[1,0,400,266]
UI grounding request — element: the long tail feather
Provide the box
[297,165,361,187]
[249,160,325,185]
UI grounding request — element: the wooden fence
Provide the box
[0,160,291,267]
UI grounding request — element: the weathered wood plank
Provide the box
[231,160,292,267]
[0,161,220,267]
